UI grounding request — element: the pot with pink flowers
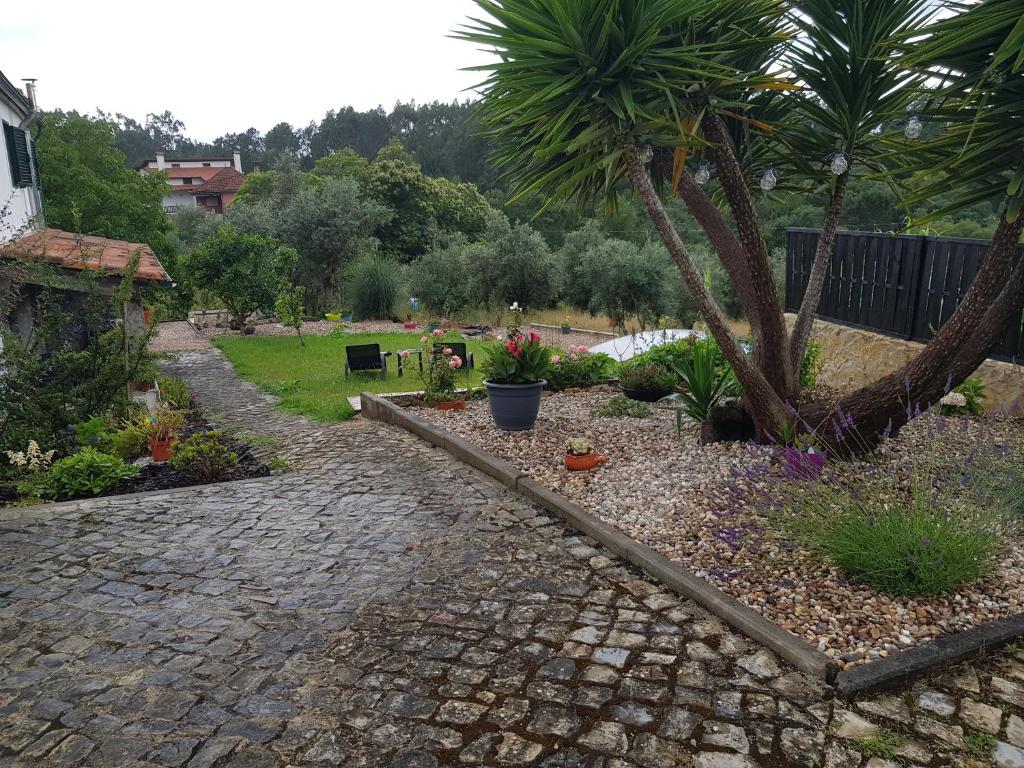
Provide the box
[481,303,552,431]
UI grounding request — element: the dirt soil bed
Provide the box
[414,386,1024,668]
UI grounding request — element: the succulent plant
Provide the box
[565,437,594,456]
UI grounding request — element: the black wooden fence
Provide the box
[785,228,1024,364]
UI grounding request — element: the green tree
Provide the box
[274,285,307,345]
[179,227,298,329]
[312,148,371,183]
[585,240,673,333]
[407,238,483,317]
[470,215,559,311]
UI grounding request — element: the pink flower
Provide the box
[443,347,453,356]
[420,335,429,343]
[577,345,589,354]
[551,355,562,365]
[399,350,410,359]
[432,328,445,337]
[529,332,541,343]
[449,355,463,369]
[569,353,578,361]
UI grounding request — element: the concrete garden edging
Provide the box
[361,391,1024,695]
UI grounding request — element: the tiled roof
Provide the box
[193,168,245,194]
[146,167,224,181]
[5,228,172,284]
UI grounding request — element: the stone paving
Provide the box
[1,350,1022,767]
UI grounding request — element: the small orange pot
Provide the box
[434,400,466,411]
[150,437,175,463]
[565,453,608,471]
[143,307,154,325]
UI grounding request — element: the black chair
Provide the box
[433,342,474,370]
[344,344,390,379]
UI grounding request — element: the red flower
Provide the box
[529,332,541,343]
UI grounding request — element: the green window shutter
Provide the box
[4,122,34,188]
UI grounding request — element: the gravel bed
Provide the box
[415,387,1024,667]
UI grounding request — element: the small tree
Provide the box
[586,240,673,333]
[274,285,306,346]
[180,227,298,329]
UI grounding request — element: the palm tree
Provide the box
[459,0,1023,448]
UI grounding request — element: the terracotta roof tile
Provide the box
[193,168,246,194]
[145,167,223,181]
[5,228,172,284]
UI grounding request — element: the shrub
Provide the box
[780,474,1015,596]
[632,337,698,373]
[274,285,307,346]
[158,377,194,410]
[74,416,116,452]
[940,378,986,416]
[43,448,139,500]
[347,253,402,320]
[584,239,673,333]
[469,215,560,311]
[170,431,239,482]
[547,347,615,391]
[617,360,676,392]
[109,423,149,459]
[800,339,825,391]
[407,240,481,317]
[593,396,652,418]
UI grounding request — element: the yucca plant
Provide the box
[459,0,1024,451]
[667,337,740,422]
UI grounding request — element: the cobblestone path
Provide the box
[1,350,1022,768]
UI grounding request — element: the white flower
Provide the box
[940,392,967,408]
[509,302,520,311]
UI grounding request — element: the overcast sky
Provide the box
[1,0,495,140]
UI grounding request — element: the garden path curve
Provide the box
[1,349,1022,768]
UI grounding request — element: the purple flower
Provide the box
[944,373,953,394]
[881,420,893,440]
[919,538,932,548]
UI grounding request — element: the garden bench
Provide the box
[344,344,391,379]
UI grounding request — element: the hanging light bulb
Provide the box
[829,152,849,176]
[760,168,777,191]
[905,115,923,140]
[638,143,654,164]
[694,162,711,186]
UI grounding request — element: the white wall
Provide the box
[161,190,197,213]
[0,99,41,244]
[142,159,231,170]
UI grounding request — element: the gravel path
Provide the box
[416,388,1024,667]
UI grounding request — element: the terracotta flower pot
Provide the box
[143,307,154,325]
[434,400,466,411]
[150,437,175,463]
[784,446,827,480]
[565,453,608,471]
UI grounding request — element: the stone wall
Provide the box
[786,313,1024,410]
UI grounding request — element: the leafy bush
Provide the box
[800,340,825,391]
[940,378,986,416]
[584,239,673,332]
[780,475,1015,596]
[158,377,194,410]
[74,416,116,452]
[593,396,652,418]
[667,337,740,421]
[631,337,698,373]
[109,423,149,460]
[274,285,307,345]
[617,360,676,392]
[347,253,402,320]
[546,347,615,391]
[469,215,560,311]
[407,240,482,317]
[170,431,239,482]
[43,449,139,500]
[482,306,552,384]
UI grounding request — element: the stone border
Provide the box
[360,392,838,682]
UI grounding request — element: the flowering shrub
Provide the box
[417,331,465,403]
[481,304,551,384]
[617,360,676,391]
[5,440,56,473]
[940,378,986,416]
[546,345,615,391]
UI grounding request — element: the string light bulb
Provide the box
[905,115,923,140]
[638,144,654,164]
[694,162,711,186]
[760,168,778,191]
[829,152,849,176]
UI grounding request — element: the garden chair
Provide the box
[433,342,474,370]
[344,344,390,380]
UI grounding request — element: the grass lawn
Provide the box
[214,332,489,421]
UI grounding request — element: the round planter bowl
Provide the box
[150,438,174,463]
[560,327,571,335]
[434,400,466,411]
[485,380,546,431]
[620,385,674,403]
[784,447,827,480]
[565,453,607,471]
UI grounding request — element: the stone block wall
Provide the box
[786,313,1024,410]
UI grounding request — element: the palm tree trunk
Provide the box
[789,175,849,374]
[625,151,788,438]
[701,114,795,400]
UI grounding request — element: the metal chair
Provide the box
[344,344,390,379]
[432,342,474,370]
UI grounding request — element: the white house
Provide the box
[0,72,42,242]
[138,150,245,214]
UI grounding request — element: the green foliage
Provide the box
[170,431,239,482]
[157,377,194,410]
[418,333,467,404]
[347,254,402,321]
[781,475,1015,597]
[312,148,371,183]
[74,416,116,452]
[407,239,481,317]
[274,285,307,346]
[617,361,676,392]
[482,329,552,385]
[583,239,673,333]
[43,448,140,500]
[852,732,906,760]
[963,731,997,758]
[940,378,986,416]
[800,340,825,391]
[666,337,740,421]
[179,226,298,329]
[546,348,615,391]
[471,215,560,311]
[109,422,149,460]
[593,396,652,418]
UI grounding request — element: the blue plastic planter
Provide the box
[485,380,546,431]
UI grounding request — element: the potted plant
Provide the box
[618,360,677,402]
[428,320,442,333]
[560,317,572,335]
[564,438,608,471]
[481,303,552,431]
[782,433,827,480]
[417,332,466,411]
[325,312,342,323]
[142,407,184,463]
